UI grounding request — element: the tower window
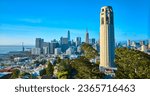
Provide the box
[102,9,104,12]
[101,17,104,24]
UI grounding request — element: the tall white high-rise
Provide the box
[100,6,115,68]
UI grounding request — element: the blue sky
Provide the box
[0,0,149,45]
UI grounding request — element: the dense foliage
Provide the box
[115,48,150,79]
[56,60,71,79]
[39,68,46,76]
[70,56,105,79]
[81,43,99,59]
[11,69,20,79]
[20,72,31,79]
[46,61,54,76]
[54,43,104,79]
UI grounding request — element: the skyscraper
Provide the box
[35,38,44,48]
[50,40,59,54]
[22,42,25,52]
[76,37,81,46]
[68,30,70,41]
[89,38,96,45]
[140,40,145,46]
[43,42,51,54]
[85,29,89,44]
[60,37,68,45]
[60,37,69,52]
[127,40,131,47]
[100,6,115,68]
[35,38,44,54]
[55,48,61,55]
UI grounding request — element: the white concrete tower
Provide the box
[100,6,115,68]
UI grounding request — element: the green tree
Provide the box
[40,59,47,65]
[39,68,46,76]
[46,61,54,76]
[81,43,99,60]
[11,69,20,79]
[34,60,40,64]
[57,71,69,79]
[20,72,31,79]
[70,56,104,79]
[115,48,150,79]
[56,60,71,79]
[31,74,38,79]
[56,56,61,64]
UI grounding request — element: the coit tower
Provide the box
[100,6,115,68]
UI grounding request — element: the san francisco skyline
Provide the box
[0,0,149,45]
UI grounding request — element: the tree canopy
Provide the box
[46,60,54,76]
[81,43,99,60]
[70,56,104,79]
[115,48,150,79]
[55,60,71,79]
[11,69,20,79]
